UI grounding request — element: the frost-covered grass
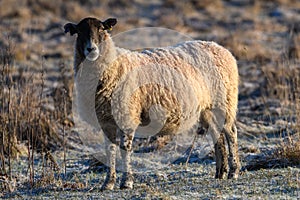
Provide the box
[1,154,299,199]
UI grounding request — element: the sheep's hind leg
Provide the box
[224,124,240,179]
[101,131,117,191]
[201,109,228,179]
[214,132,228,179]
[120,129,134,189]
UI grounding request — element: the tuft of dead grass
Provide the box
[243,141,300,171]
[280,140,300,165]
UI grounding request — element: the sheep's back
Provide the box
[95,40,238,135]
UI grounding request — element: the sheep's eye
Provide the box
[98,26,104,32]
[97,23,105,32]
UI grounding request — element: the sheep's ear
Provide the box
[64,23,78,36]
[102,18,117,31]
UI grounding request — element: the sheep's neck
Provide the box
[98,38,118,74]
[95,38,121,99]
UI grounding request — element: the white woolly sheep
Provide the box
[64,17,240,190]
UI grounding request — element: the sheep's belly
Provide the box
[135,104,200,138]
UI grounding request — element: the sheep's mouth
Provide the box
[84,41,100,61]
[85,50,99,61]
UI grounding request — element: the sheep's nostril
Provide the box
[87,47,95,52]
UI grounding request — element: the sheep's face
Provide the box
[64,17,117,61]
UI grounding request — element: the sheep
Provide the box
[64,17,240,190]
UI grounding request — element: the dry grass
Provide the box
[245,25,300,170]
[243,141,300,171]
[0,36,73,191]
[281,141,300,165]
[262,26,300,127]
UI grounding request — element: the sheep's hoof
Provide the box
[215,172,226,179]
[100,182,115,191]
[215,167,228,179]
[120,180,133,190]
[228,169,239,179]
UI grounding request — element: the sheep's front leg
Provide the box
[101,131,117,190]
[119,129,134,189]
